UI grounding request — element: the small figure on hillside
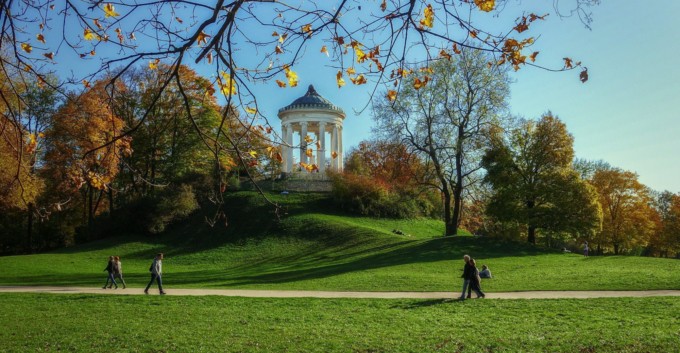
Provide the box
[583,241,589,257]
[113,256,126,289]
[459,254,473,300]
[144,253,166,295]
[102,256,118,289]
[479,264,492,279]
[467,259,485,299]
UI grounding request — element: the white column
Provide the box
[331,123,338,170]
[318,121,326,173]
[281,124,288,173]
[338,125,343,172]
[286,123,294,173]
[300,121,308,165]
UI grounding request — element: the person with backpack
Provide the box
[144,253,166,295]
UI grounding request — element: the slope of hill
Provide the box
[0,191,678,291]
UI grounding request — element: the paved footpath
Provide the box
[1,286,679,299]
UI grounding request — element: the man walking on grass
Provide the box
[459,254,473,300]
[144,253,166,295]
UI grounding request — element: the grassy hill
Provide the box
[1,191,679,291]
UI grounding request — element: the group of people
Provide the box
[103,253,166,295]
[459,254,492,300]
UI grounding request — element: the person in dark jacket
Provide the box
[459,255,473,300]
[102,256,118,289]
[467,258,485,298]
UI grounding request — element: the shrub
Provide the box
[330,173,429,218]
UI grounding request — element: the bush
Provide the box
[146,184,200,234]
[330,173,431,218]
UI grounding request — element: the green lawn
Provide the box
[0,293,678,352]
[1,192,679,292]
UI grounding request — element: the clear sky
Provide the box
[263,0,680,193]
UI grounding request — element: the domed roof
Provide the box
[279,85,343,113]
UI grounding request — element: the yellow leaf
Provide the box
[306,148,313,158]
[355,46,367,63]
[284,66,298,87]
[439,49,451,60]
[346,67,356,75]
[207,52,213,64]
[279,33,288,43]
[304,135,313,143]
[350,74,367,85]
[315,140,321,149]
[474,0,495,12]
[36,34,46,44]
[90,50,96,56]
[219,71,237,95]
[82,80,91,88]
[149,59,160,70]
[336,71,346,88]
[413,76,429,90]
[84,28,99,41]
[563,57,573,69]
[43,52,54,60]
[248,150,258,158]
[275,152,283,163]
[245,106,257,115]
[276,80,287,87]
[21,43,32,53]
[23,64,32,72]
[103,3,120,18]
[275,45,283,54]
[453,43,461,54]
[419,4,434,28]
[331,151,338,159]
[93,19,103,29]
[320,45,329,56]
[129,32,136,40]
[380,0,387,11]
[301,24,312,34]
[386,90,397,102]
[197,31,210,46]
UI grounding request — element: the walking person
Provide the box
[468,258,485,299]
[583,241,589,257]
[459,255,473,300]
[102,256,118,289]
[113,256,126,289]
[144,253,166,295]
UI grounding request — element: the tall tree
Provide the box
[44,81,130,231]
[590,168,656,255]
[653,191,680,257]
[373,49,509,235]
[482,113,602,244]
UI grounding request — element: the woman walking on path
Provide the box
[113,256,126,289]
[144,253,166,295]
[102,256,118,289]
[468,258,485,299]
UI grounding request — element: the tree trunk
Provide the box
[443,187,454,236]
[27,202,34,253]
[527,225,536,244]
[614,243,619,255]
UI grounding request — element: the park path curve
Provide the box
[1,286,679,299]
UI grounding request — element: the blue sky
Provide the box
[263,1,680,193]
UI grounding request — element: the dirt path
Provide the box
[1,286,679,299]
